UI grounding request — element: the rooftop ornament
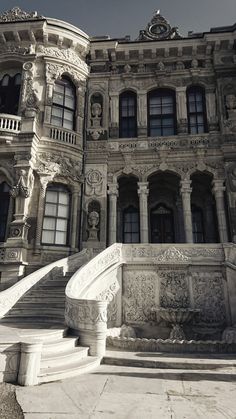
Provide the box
[137,10,182,41]
[0,7,42,22]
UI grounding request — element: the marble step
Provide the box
[41,346,89,368]
[2,315,65,324]
[103,350,236,371]
[12,302,65,309]
[39,356,101,383]
[42,336,79,354]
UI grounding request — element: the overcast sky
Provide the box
[0,0,235,39]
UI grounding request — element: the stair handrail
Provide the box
[0,248,92,319]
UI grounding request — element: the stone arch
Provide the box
[0,167,14,186]
[144,167,181,182]
[113,169,141,183]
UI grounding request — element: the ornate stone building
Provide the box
[0,7,236,287]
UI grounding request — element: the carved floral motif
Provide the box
[159,270,190,309]
[123,272,157,323]
[192,272,226,324]
[38,46,88,71]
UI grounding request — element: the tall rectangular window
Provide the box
[187,86,207,134]
[148,89,176,136]
[42,186,70,245]
[51,78,76,130]
[119,91,137,138]
[123,206,139,243]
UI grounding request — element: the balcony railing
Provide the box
[43,124,80,146]
[0,114,21,133]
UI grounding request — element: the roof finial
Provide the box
[155,9,160,15]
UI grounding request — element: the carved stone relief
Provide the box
[123,271,157,323]
[159,270,190,309]
[0,7,42,21]
[192,272,226,324]
[45,62,87,85]
[96,281,120,326]
[38,46,88,70]
[85,169,103,196]
[35,152,83,185]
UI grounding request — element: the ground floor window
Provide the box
[123,206,139,243]
[41,185,70,245]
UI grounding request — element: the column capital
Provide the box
[137,182,149,196]
[176,86,187,93]
[108,183,119,196]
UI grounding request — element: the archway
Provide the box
[117,175,139,243]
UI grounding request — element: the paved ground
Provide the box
[0,383,23,419]
[9,364,236,419]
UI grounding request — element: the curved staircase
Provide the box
[0,250,101,385]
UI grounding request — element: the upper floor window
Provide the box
[119,91,137,138]
[187,86,207,134]
[192,205,205,243]
[41,185,70,246]
[51,77,76,130]
[148,89,176,137]
[0,73,21,115]
[0,182,10,242]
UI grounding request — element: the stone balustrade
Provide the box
[43,124,80,146]
[0,113,21,133]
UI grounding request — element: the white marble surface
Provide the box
[16,363,236,419]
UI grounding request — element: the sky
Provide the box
[0,0,235,39]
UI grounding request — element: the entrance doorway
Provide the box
[150,204,175,243]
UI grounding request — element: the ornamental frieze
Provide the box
[38,46,88,72]
[35,152,83,184]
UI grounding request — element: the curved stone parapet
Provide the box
[0,248,92,319]
[65,243,124,356]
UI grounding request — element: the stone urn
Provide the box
[156,308,200,340]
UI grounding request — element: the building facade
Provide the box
[0,7,236,287]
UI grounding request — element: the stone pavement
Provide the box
[14,364,236,419]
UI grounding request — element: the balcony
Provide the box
[0,114,21,134]
[43,124,81,148]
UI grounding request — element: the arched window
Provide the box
[0,73,21,115]
[41,185,70,245]
[119,91,137,138]
[0,182,10,242]
[191,205,205,243]
[51,77,76,130]
[123,206,139,243]
[187,86,207,134]
[148,89,176,136]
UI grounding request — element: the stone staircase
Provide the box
[0,261,101,384]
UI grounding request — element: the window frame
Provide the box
[187,86,208,134]
[51,77,76,131]
[147,89,177,137]
[119,90,137,138]
[191,204,205,243]
[122,205,140,243]
[41,185,71,246]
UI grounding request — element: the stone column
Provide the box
[137,182,149,243]
[205,87,218,132]
[70,184,81,251]
[176,86,188,133]
[212,180,228,243]
[107,183,119,245]
[18,340,42,386]
[137,91,147,137]
[109,93,119,138]
[180,180,193,243]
